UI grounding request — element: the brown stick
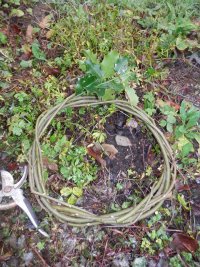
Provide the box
[32,246,50,267]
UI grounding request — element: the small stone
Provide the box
[23,251,34,266]
[115,135,132,147]
[131,257,147,267]
[17,235,26,249]
[112,253,130,267]
[8,234,17,249]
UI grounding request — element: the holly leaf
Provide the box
[84,50,99,64]
[102,88,116,100]
[101,50,119,78]
[85,60,103,78]
[76,74,101,95]
[125,87,139,106]
[114,57,128,75]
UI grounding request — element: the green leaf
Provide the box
[37,241,45,251]
[0,32,7,44]
[10,9,24,17]
[84,50,99,64]
[114,57,128,75]
[166,123,173,133]
[167,115,176,124]
[60,166,70,178]
[176,37,188,51]
[20,60,32,68]
[32,42,46,61]
[122,201,131,209]
[186,112,200,129]
[101,50,119,78]
[177,194,190,210]
[180,101,187,122]
[60,187,72,197]
[67,194,77,205]
[75,74,101,95]
[85,60,103,78]
[125,87,139,106]
[159,119,167,127]
[72,187,83,197]
[193,132,200,144]
[102,88,116,100]
[181,142,194,157]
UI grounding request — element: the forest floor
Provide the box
[0,1,200,266]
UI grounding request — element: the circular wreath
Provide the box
[29,94,176,227]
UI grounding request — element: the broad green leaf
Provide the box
[20,60,32,68]
[10,9,24,17]
[125,87,139,106]
[67,194,77,205]
[102,88,115,100]
[101,50,119,78]
[60,187,72,197]
[32,42,46,61]
[84,50,99,64]
[0,32,7,44]
[114,57,128,75]
[75,74,101,95]
[105,79,124,92]
[85,60,103,78]
[72,187,83,197]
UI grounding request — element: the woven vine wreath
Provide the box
[28,94,176,227]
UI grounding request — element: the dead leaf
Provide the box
[156,99,180,111]
[175,180,190,192]
[42,157,58,171]
[102,144,118,159]
[43,67,60,76]
[87,146,106,168]
[46,29,54,39]
[10,24,21,34]
[171,233,199,253]
[7,162,18,171]
[39,15,51,29]
[166,100,180,111]
[0,252,13,261]
[26,25,33,43]
[115,135,132,147]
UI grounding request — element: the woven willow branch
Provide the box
[28,94,176,227]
